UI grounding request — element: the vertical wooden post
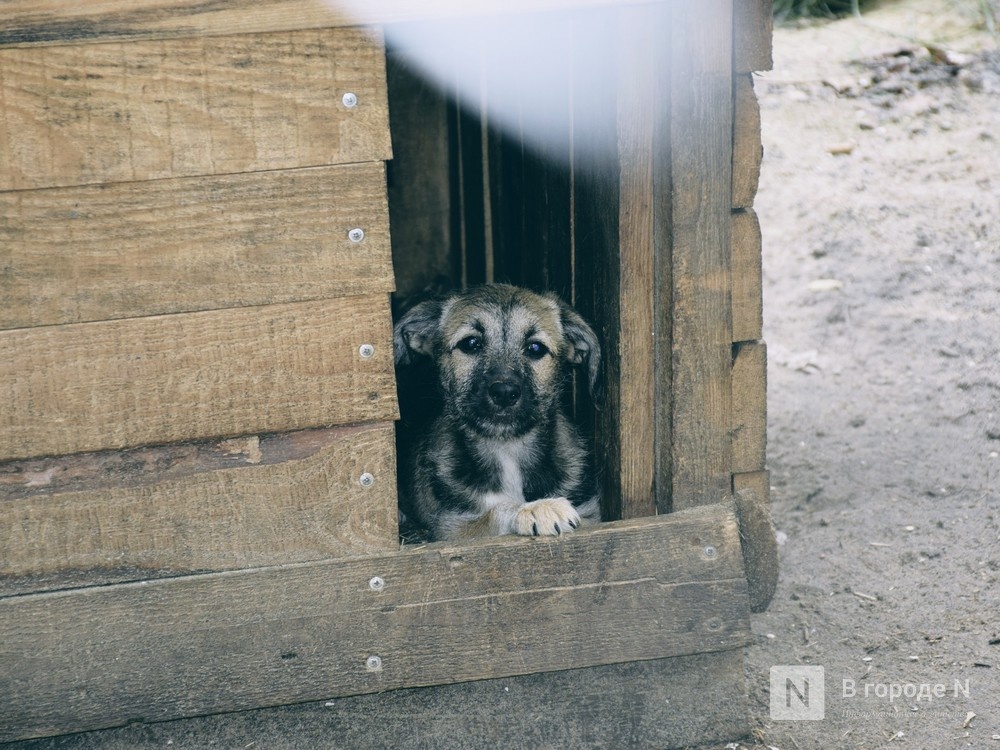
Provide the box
[658,0,735,512]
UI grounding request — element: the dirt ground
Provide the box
[713,1,1000,747]
[5,3,997,749]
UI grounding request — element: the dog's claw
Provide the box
[514,497,581,537]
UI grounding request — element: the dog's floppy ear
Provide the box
[394,299,443,367]
[559,303,602,399]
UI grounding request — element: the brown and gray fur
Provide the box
[393,284,602,541]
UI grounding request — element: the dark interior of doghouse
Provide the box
[383,11,639,527]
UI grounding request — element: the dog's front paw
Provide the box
[514,497,581,537]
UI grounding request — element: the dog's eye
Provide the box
[456,336,482,354]
[524,341,549,360]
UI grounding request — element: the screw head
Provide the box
[348,227,365,243]
[359,472,375,488]
[703,545,717,559]
[359,344,375,359]
[365,654,383,672]
[369,576,385,592]
[342,92,358,108]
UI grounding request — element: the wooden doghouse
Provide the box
[0,1,775,747]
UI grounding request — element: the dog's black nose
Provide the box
[488,380,522,408]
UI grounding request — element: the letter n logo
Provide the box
[770,666,825,720]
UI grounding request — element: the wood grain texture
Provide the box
[0,27,391,190]
[732,208,763,343]
[734,469,777,613]
[732,73,763,210]
[0,424,399,597]
[0,295,399,461]
[0,164,392,329]
[731,341,767,474]
[664,0,735,510]
[0,0,676,49]
[613,4,666,519]
[734,0,774,73]
[43,651,748,749]
[0,503,752,742]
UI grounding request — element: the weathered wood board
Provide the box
[0,27,391,190]
[0,502,752,742]
[733,73,763,210]
[0,0,694,48]
[1,163,392,329]
[732,208,764,343]
[0,423,399,597]
[731,340,767,474]
[662,0,734,511]
[0,295,398,461]
[734,0,774,73]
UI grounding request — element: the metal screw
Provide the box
[359,472,375,488]
[342,92,358,108]
[365,654,383,672]
[369,576,385,592]
[348,227,365,243]
[703,545,717,559]
[359,344,375,359]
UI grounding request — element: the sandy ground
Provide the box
[4,3,998,749]
[714,1,1000,747]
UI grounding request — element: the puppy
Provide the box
[393,284,602,541]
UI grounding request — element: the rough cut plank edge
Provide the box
[732,73,763,210]
[734,0,774,73]
[0,423,399,597]
[734,470,777,613]
[0,27,391,190]
[0,0,684,48]
[0,504,752,742]
[0,295,399,461]
[731,340,767,475]
[0,164,393,330]
[732,208,763,343]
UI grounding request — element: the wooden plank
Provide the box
[612,4,666,519]
[29,651,748,749]
[731,341,767,474]
[0,295,399,461]
[732,73,763,210]
[734,469,777,613]
[734,0,774,73]
[0,0,681,49]
[732,208,763,343]
[662,0,735,511]
[0,424,399,597]
[0,503,752,742]
[0,27,391,191]
[0,164,392,330]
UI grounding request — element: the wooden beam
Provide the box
[734,0,774,73]
[0,504,752,742]
[0,27,390,190]
[0,295,399,461]
[732,208,763,343]
[661,0,735,511]
[731,340,767,474]
[0,424,399,597]
[0,164,392,329]
[734,470,777,613]
[733,73,763,210]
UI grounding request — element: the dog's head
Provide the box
[394,284,601,439]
